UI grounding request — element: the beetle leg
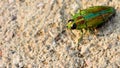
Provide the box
[77,10,80,14]
[94,28,98,34]
[78,19,87,43]
[102,15,107,22]
[85,27,95,35]
[84,21,89,34]
[70,11,75,17]
[78,29,84,43]
[70,30,76,37]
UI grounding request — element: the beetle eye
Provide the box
[68,19,74,22]
[71,23,77,29]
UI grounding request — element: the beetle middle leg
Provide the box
[88,28,96,34]
[78,29,84,44]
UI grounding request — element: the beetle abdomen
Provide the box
[80,6,115,28]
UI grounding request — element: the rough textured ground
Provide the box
[0,0,120,68]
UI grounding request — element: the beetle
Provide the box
[66,6,115,42]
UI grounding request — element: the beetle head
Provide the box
[66,19,77,29]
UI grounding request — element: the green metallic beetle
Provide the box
[66,6,115,43]
[66,6,115,30]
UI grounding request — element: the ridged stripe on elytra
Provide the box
[84,8,114,20]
